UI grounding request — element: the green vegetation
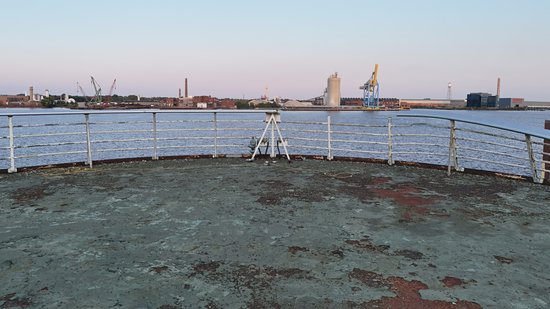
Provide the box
[40,97,57,108]
[235,100,280,109]
[235,100,251,109]
[256,102,279,109]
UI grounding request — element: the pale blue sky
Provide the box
[1,0,549,100]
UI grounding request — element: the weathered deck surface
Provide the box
[1,158,549,309]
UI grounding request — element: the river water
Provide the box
[1,108,550,176]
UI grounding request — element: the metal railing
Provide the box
[280,114,549,183]
[0,110,269,172]
[1,110,549,183]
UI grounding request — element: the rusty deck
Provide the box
[1,158,549,308]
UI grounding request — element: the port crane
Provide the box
[90,76,102,105]
[77,82,90,104]
[104,79,117,104]
[77,76,116,106]
[360,64,380,108]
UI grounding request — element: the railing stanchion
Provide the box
[327,116,333,160]
[388,117,394,165]
[84,113,93,168]
[8,116,17,173]
[525,134,540,183]
[152,112,158,160]
[447,120,459,176]
[270,113,276,158]
[543,120,550,182]
[213,112,218,158]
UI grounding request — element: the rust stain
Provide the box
[193,261,221,274]
[371,185,436,222]
[371,177,392,185]
[348,269,390,288]
[288,246,309,254]
[149,266,169,274]
[345,237,425,261]
[11,186,49,204]
[264,267,311,279]
[156,305,178,309]
[349,269,482,309]
[1,292,32,308]
[345,237,390,253]
[494,256,513,264]
[394,249,424,260]
[331,248,345,258]
[441,276,465,288]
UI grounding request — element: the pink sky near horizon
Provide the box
[1,0,549,101]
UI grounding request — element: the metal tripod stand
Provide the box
[250,112,291,162]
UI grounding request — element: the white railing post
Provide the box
[270,113,276,158]
[447,120,460,176]
[7,116,17,173]
[213,112,218,158]
[84,114,93,168]
[525,134,540,183]
[152,112,158,160]
[542,120,550,182]
[327,116,333,160]
[387,117,394,165]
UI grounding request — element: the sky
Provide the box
[1,0,550,100]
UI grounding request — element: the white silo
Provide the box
[326,73,341,107]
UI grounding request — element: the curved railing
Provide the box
[1,110,548,183]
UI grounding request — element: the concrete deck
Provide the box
[1,158,549,308]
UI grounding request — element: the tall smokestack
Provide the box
[179,88,182,98]
[185,78,188,98]
[497,77,501,97]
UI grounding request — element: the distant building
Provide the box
[193,95,215,109]
[162,98,176,106]
[312,96,324,105]
[218,99,236,109]
[178,97,193,107]
[341,98,363,107]
[283,100,314,108]
[498,98,524,109]
[466,93,498,108]
[400,99,451,108]
[0,95,26,105]
[514,100,550,109]
[379,98,400,108]
[450,99,467,108]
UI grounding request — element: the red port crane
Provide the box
[104,79,117,104]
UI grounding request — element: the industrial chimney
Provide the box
[496,77,501,97]
[29,86,34,102]
[185,78,188,98]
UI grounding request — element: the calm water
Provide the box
[2,107,550,131]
